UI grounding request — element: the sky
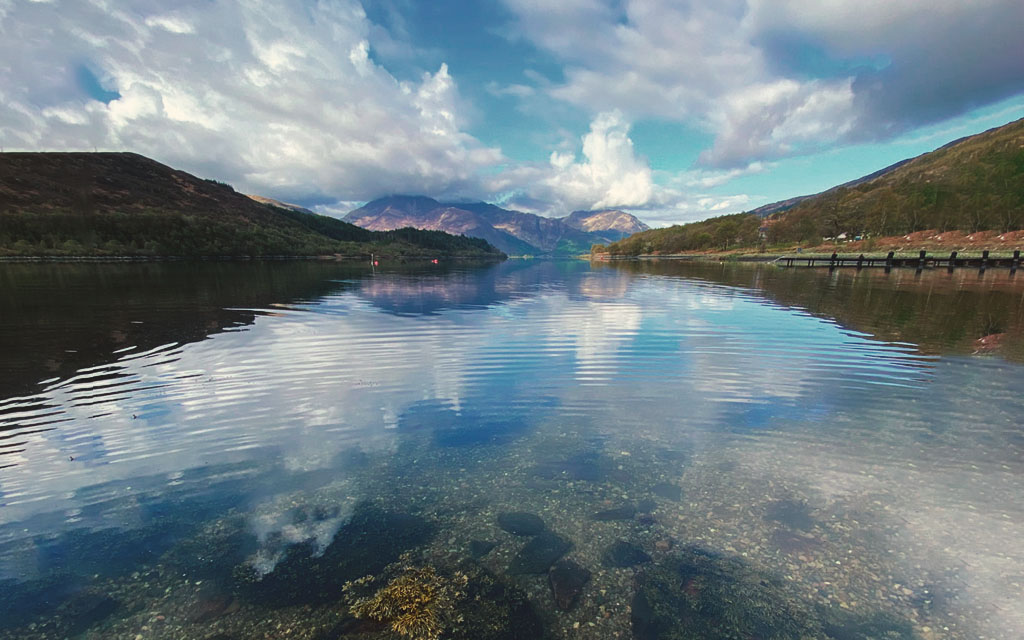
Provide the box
[1,0,1023,227]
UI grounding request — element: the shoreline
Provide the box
[0,254,505,264]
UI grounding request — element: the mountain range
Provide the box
[0,153,502,259]
[344,196,649,256]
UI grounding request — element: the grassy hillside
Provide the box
[602,118,1024,256]
[0,153,502,259]
[767,118,1024,244]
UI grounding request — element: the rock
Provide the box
[654,539,673,552]
[57,589,119,636]
[764,499,816,531]
[508,533,571,575]
[497,512,545,536]
[632,546,820,640]
[469,540,497,559]
[590,504,637,521]
[637,513,657,527]
[632,546,918,640]
[188,585,238,623]
[548,560,591,611]
[455,562,544,640]
[602,541,651,568]
[636,498,658,513]
[651,483,682,501]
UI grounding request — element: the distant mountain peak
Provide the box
[561,209,650,234]
[344,198,650,255]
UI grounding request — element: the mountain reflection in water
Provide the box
[0,260,1021,640]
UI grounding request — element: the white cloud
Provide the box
[541,110,653,210]
[501,0,1024,168]
[0,0,501,202]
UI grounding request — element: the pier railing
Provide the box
[778,250,1021,271]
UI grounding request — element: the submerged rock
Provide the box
[548,560,591,611]
[633,546,919,640]
[233,503,434,607]
[765,499,817,531]
[469,540,497,559]
[632,546,820,639]
[508,533,571,575]
[651,483,683,501]
[602,541,651,568]
[456,562,544,640]
[497,512,546,536]
[58,588,119,636]
[590,504,637,521]
[188,585,239,623]
[636,497,658,513]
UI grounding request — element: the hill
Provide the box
[344,196,648,255]
[602,117,1024,255]
[0,153,503,259]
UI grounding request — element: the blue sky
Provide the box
[1,0,1022,226]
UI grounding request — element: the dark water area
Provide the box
[0,260,1022,640]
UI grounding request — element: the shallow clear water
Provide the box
[1,260,1022,639]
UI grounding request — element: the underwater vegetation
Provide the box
[339,557,542,640]
[346,564,468,640]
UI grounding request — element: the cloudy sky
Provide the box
[1,0,1022,226]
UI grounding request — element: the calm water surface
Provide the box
[1,260,1022,640]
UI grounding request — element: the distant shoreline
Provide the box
[0,254,504,264]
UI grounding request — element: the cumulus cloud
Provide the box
[500,0,1024,168]
[539,110,653,211]
[487,110,763,224]
[0,0,501,202]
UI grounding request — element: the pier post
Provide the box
[856,254,864,269]
[948,250,957,273]
[1012,250,1020,274]
[885,251,894,273]
[918,250,926,271]
[830,252,837,270]
[981,249,989,271]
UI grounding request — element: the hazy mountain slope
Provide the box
[0,153,502,258]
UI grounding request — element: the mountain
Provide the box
[344,196,649,255]
[0,153,503,259]
[561,209,649,236]
[603,117,1024,255]
[749,157,918,218]
[763,117,1024,243]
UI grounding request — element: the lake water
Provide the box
[0,260,1022,640]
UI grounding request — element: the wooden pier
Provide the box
[778,250,1021,271]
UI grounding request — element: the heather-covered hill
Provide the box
[0,153,502,259]
[602,118,1024,256]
